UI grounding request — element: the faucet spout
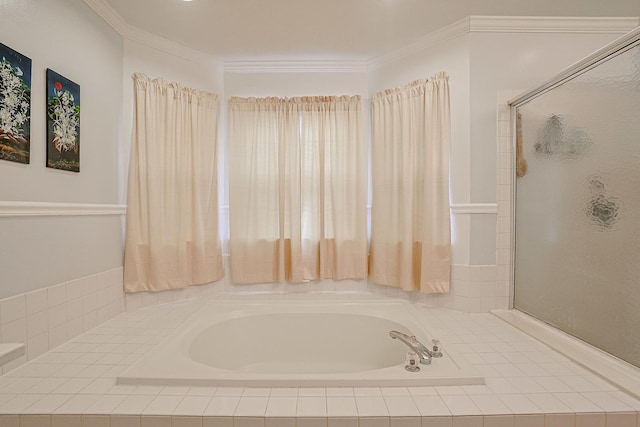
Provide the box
[389,330,432,365]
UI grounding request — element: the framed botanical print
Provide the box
[0,42,31,164]
[46,68,80,172]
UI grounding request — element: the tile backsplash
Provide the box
[123,258,502,316]
[0,268,124,374]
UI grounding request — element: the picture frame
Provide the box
[46,68,80,172]
[0,42,32,164]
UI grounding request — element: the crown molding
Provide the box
[82,0,222,68]
[224,60,368,73]
[125,26,222,68]
[81,3,638,73]
[82,0,129,36]
[368,16,639,71]
[368,17,470,71]
[0,202,127,218]
[469,16,639,34]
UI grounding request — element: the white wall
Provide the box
[366,29,628,267]
[0,0,124,299]
[468,31,627,265]
[368,34,472,265]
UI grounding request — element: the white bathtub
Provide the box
[118,296,483,387]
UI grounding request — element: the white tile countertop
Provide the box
[0,295,639,427]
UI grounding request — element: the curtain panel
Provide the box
[369,73,452,293]
[229,96,367,283]
[124,73,224,293]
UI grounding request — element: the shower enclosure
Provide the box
[510,28,640,369]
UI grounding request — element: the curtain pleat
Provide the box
[123,73,224,293]
[369,73,452,293]
[229,96,367,284]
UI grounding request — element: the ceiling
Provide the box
[103,0,640,60]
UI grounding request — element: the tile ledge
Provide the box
[0,343,25,366]
[492,308,640,400]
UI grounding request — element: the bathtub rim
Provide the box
[492,308,640,399]
[118,296,485,387]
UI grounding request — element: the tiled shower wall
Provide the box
[0,268,124,374]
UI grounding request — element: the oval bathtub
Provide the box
[118,296,483,387]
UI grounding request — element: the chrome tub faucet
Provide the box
[389,330,441,365]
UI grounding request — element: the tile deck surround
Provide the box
[1,294,639,427]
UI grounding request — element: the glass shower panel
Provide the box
[514,43,640,368]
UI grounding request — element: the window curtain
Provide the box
[123,73,224,293]
[369,73,451,293]
[229,96,367,283]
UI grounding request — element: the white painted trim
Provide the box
[82,0,129,36]
[224,60,368,73]
[82,0,222,68]
[80,3,638,73]
[368,17,470,71]
[368,16,638,71]
[493,309,640,399]
[470,16,639,34]
[450,203,498,214]
[0,202,126,218]
[125,26,222,68]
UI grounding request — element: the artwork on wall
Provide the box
[0,42,32,164]
[46,68,80,172]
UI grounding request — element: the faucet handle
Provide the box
[405,351,420,372]
[431,339,443,358]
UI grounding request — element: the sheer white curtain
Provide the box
[229,96,367,283]
[369,73,451,293]
[124,73,224,293]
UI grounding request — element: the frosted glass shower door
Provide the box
[514,43,640,368]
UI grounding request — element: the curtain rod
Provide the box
[508,24,640,108]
